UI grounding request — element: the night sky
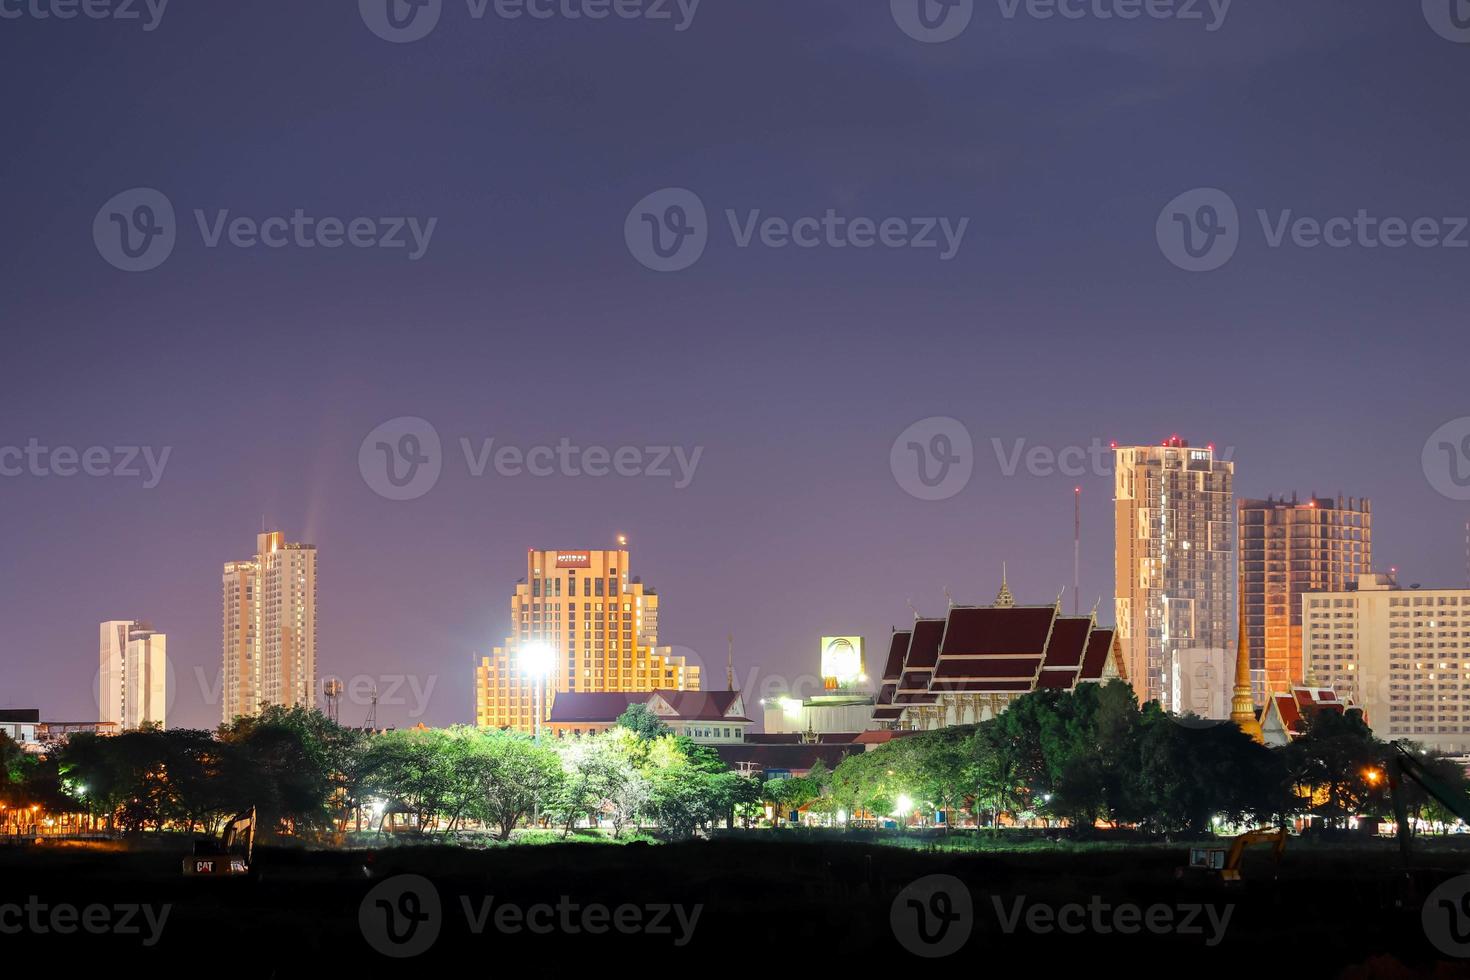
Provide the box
[2,0,1467,730]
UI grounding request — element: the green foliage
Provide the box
[35,682,1470,845]
[616,703,670,741]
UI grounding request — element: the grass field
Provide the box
[3,832,1469,974]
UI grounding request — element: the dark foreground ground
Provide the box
[4,834,1470,976]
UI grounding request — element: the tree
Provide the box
[1283,708,1383,828]
[554,732,646,837]
[617,703,670,741]
[360,727,464,836]
[465,728,564,841]
[642,736,735,839]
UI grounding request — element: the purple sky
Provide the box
[1,1,1467,730]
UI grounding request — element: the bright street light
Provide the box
[521,642,556,742]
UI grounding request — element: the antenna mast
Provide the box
[1074,487,1081,616]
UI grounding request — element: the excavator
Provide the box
[1187,827,1288,882]
[183,807,256,877]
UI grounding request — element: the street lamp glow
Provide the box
[894,794,913,816]
[521,642,555,677]
[521,642,556,744]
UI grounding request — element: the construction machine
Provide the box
[1187,827,1288,882]
[183,807,256,877]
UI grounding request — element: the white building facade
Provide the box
[99,620,168,730]
[1303,574,1470,754]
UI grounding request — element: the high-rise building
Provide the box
[99,620,167,730]
[1239,494,1372,697]
[222,530,318,724]
[475,548,700,733]
[1302,573,1470,754]
[1114,438,1235,712]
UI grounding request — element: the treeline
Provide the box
[0,704,757,841]
[4,681,1466,842]
[826,681,1470,834]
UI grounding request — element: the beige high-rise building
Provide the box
[475,548,700,733]
[1303,574,1470,754]
[99,620,168,730]
[222,530,318,724]
[1239,494,1372,698]
[1114,438,1235,713]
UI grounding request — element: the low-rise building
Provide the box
[0,709,40,747]
[761,693,877,735]
[546,689,751,743]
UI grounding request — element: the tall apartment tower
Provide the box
[475,548,701,733]
[99,620,168,730]
[1238,494,1372,697]
[1114,438,1235,713]
[222,530,318,724]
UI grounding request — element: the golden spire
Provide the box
[1231,597,1263,742]
[994,563,1015,609]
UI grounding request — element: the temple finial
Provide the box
[993,563,1015,609]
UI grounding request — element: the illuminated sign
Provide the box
[555,552,591,569]
[820,636,865,690]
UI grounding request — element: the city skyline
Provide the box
[3,447,1459,735]
[3,2,1469,732]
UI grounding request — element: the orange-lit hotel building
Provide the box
[1239,494,1371,696]
[475,548,701,733]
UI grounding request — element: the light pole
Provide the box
[520,641,556,831]
[521,641,555,743]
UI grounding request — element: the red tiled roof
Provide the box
[1272,692,1301,731]
[852,729,920,745]
[548,690,749,725]
[877,629,911,707]
[548,692,643,724]
[881,631,909,683]
[940,605,1056,657]
[897,619,943,704]
[905,619,945,668]
[1078,628,1117,681]
[652,690,749,722]
[929,605,1052,692]
[1042,617,1091,670]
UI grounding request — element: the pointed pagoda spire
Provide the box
[1231,595,1264,742]
[994,562,1015,609]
